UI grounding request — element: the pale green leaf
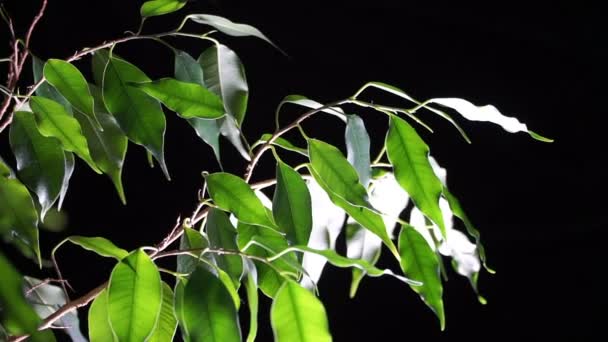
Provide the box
[148,282,178,342]
[345,114,371,187]
[273,161,312,248]
[141,0,187,17]
[88,289,116,342]
[206,208,243,286]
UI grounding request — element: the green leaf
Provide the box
[386,115,446,236]
[252,133,308,156]
[0,156,13,178]
[243,259,258,342]
[132,78,225,119]
[345,221,381,297]
[141,0,187,17]
[0,176,40,263]
[181,267,242,342]
[271,280,332,342]
[9,111,66,218]
[93,50,169,179]
[398,224,445,330]
[177,227,211,275]
[187,14,284,54]
[30,96,101,174]
[0,252,54,341]
[43,59,100,128]
[345,115,371,187]
[277,95,346,123]
[273,161,313,248]
[175,50,205,86]
[206,208,243,286]
[23,277,86,342]
[173,280,188,340]
[206,172,276,229]
[58,151,74,209]
[56,235,129,260]
[75,85,128,203]
[32,56,72,112]
[108,249,162,342]
[148,282,178,342]
[88,289,117,342]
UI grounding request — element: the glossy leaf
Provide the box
[345,114,371,187]
[271,280,332,342]
[9,111,66,219]
[108,249,162,342]
[43,59,99,127]
[93,50,169,178]
[243,259,258,342]
[173,280,188,340]
[187,14,284,53]
[177,227,211,275]
[30,96,101,174]
[174,50,205,86]
[277,95,347,123]
[252,133,308,156]
[398,225,445,330]
[58,151,74,209]
[132,78,224,119]
[148,282,178,342]
[206,172,276,229]
[23,277,86,342]
[206,208,243,285]
[273,161,313,248]
[76,85,128,203]
[88,289,116,342]
[0,176,40,262]
[386,115,446,236]
[56,235,129,260]
[141,0,186,17]
[32,56,71,112]
[181,267,242,342]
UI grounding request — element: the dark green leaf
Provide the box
[206,208,243,286]
[243,259,258,342]
[273,161,312,248]
[32,56,71,112]
[271,280,332,342]
[174,50,205,86]
[148,282,178,342]
[43,59,100,128]
[55,235,129,260]
[206,172,276,229]
[108,249,162,342]
[398,224,445,330]
[30,96,101,174]
[187,118,222,166]
[58,151,74,209]
[9,111,66,218]
[93,50,169,178]
[177,227,211,275]
[88,289,116,342]
[141,0,187,17]
[253,133,308,156]
[181,267,242,342]
[345,114,371,187]
[0,176,40,263]
[386,115,446,236]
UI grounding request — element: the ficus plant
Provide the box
[0,1,552,341]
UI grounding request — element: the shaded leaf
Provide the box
[177,227,211,275]
[55,236,129,261]
[345,114,371,187]
[32,56,71,112]
[58,151,74,209]
[0,156,13,178]
[88,289,116,342]
[386,115,446,236]
[173,280,188,340]
[108,249,162,342]
[243,259,258,342]
[271,280,332,342]
[398,225,445,330]
[141,0,187,17]
[174,50,205,86]
[252,133,308,156]
[206,208,243,286]
[277,95,346,123]
[148,282,178,342]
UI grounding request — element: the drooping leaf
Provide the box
[271,280,332,342]
[88,289,116,342]
[132,78,225,119]
[187,14,284,54]
[243,259,258,342]
[398,224,445,330]
[206,172,276,229]
[252,133,308,156]
[43,59,100,128]
[32,56,71,112]
[181,266,242,342]
[345,114,371,187]
[92,50,169,178]
[174,50,205,86]
[148,282,178,342]
[177,227,211,275]
[140,0,187,17]
[30,96,101,174]
[55,235,129,260]
[0,176,40,263]
[23,277,86,342]
[386,115,446,236]
[75,85,128,203]
[273,161,313,249]
[206,208,243,286]
[277,95,347,123]
[108,249,162,342]
[427,97,553,142]
[9,111,66,219]
[58,151,74,209]
[173,280,188,340]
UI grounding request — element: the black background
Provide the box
[1,0,605,340]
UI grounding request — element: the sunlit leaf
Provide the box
[32,56,71,112]
[271,280,332,342]
[88,289,116,342]
[132,78,225,119]
[181,266,242,341]
[93,50,169,178]
[252,133,308,156]
[108,249,162,342]
[140,0,187,17]
[345,114,371,187]
[55,235,129,260]
[148,282,178,342]
[243,259,258,342]
[206,208,243,286]
[398,224,445,330]
[386,115,446,236]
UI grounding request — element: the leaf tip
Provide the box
[529,130,554,143]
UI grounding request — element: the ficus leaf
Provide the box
[140,0,187,17]
[88,289,116,342]
[55,235,129,260]
[345,114,372,188]
[243,259,259,342]
[177,227,211,275]
[32,56,71,112]
[132,78,225,119]
[277,95,347,123]
[252,134,308,156]
[108,249,162,342]
[386,115,446,236]
[271,280,332,342]
[57,151,74,209]
[206,208,243,286]
[147,282,178,342]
